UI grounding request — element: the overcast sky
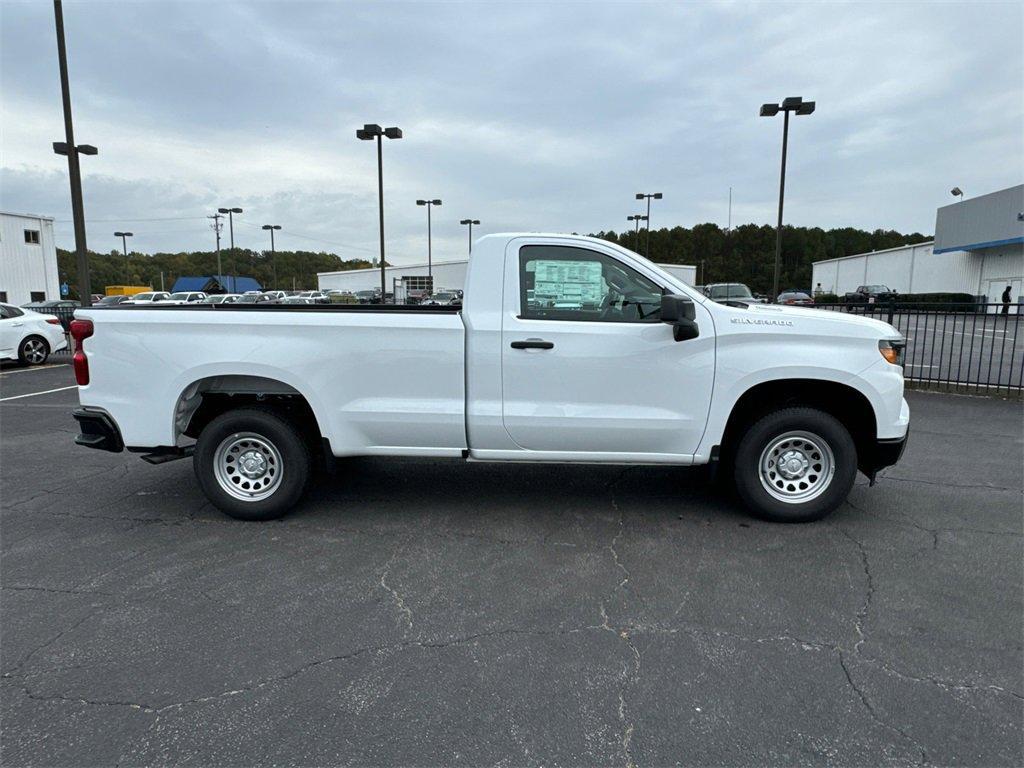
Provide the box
[2,1,1022,265]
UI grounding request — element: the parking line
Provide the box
[0,364,68,376]
[0,385,78,402]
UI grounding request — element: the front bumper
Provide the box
[860,429,909,484]
[73,408,124,452]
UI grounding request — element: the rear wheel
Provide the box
[733,407,857,523]
[18,336,49,366]
[194,408,311,521]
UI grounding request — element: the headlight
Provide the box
[879,338,905,366]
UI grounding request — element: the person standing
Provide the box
[1002,285,1012,315]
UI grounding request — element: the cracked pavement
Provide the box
[1,365,1022,766]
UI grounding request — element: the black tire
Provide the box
[193,408,312,521]
[733,407,857,523]
[18,336,49,366]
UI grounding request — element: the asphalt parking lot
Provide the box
[1,364,1022,766]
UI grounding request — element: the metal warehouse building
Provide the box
[318,258,696,293]
[812,184,1023,303]
[0,211,61,305]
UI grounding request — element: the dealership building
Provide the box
[0,211,61,306]
[812,184,1023,303]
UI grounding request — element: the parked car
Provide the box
[777,291,815,306]
[355,289,382,304]
[421,291,460,307]
[124,292,171,305]
[296,291,330,304]
[261,291,288,302]
[96,295,131,306]
[234,293,273,304]
[280,296,315,305]
[73,232,908,525]
[90,294,104,304]
[844,285,897,304]
[702,283,765,306]
[0,302,68,365]
[157,292,207,305]
[202,294,242,304]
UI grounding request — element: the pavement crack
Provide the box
[378,550,414,633]
[838,526,874,655]
[838,651,930,765]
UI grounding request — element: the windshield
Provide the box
[708,284,753,299]
[236,295,261,303]
[866,285,890,293]
[168,293,190,300]
[356,290,377,297]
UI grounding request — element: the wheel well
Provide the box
[175,376,323,450]
[719,379,876,464]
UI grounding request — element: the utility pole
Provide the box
[52,0,97,305]
[208,213,223,280]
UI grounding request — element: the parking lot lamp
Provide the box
[416,199,442,277]
[262,225,281,289]
[460,219,480,254]
[627,214,647,253]
[52,0,97,305]
[114,231,133,282]
[357,124,403,298]
[760,96,815,300]
[951,187,964,202]
[217,207,243,290]
[634,193,662,260]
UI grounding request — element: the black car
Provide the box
[95,295,131,306]
[844,284,896,303]
[776,291,815,306]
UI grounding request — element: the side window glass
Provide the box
[519,245,663,322]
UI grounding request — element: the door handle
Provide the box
[510,339,554,350]
[11,322,23,327]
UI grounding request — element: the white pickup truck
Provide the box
[71,234,909,523]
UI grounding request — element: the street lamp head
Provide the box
[230,207,242,213]
[384,126,402,139]
[114,231,126,237]
[431,199,442,206]
[357,124,383,140]
[52,142,70,156]
[416,200,427,206]
[653,193,663,200]
[460,219,480,225]
[217,207,230,214]
[76,144,98,155]
[795,101,815,115]
[781,96,803,110]
[760,103,780,117]
[951,187,963,197]
[262,224,281,231]
[635,193,644,200]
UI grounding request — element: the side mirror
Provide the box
[661,294,700,341]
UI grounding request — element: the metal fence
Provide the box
[46,306,78,358]
[816,301,1023,395]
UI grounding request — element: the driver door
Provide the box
[500,242,714,457]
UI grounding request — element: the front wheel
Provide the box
[733,407,857,523]
[194,408,311,521]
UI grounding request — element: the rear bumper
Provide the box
[72,408,124,453]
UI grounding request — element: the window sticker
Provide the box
[531,260,604,308]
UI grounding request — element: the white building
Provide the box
[812,185,1023,303]
[319,258,696,293]
[0,211,61,306]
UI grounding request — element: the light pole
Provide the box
[460,219,480,254]
[114,231,133,283]
[357,123,403,299]
[262,224,281,290]
[760,96,815,300]
[635,192,662,260]
[951,187,964,202]
[52,0,97,305]
[627,214,647,253]
[218,206,242,291]
[416,199,442,277]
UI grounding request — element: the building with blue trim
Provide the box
[170,275,262,294]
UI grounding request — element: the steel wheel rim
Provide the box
[213,432,284,502]
[758,430,835,504]
[23,339,46,364]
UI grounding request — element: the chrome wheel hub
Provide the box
[213,432,283,502]
[759,431,835,504]
[24,339,46,364]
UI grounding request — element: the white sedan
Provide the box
[0,302,68,365]
[156,291,207,305]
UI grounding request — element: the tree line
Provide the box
[57,247,378,297]
[58,221,930,298]
[595,223,929,294]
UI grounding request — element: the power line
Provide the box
[233,219,377,253]
[54,215,209,223]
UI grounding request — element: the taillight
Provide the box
[69,319,94,385]
[46,317,61,325]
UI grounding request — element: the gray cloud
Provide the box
[2,1,1020,263]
